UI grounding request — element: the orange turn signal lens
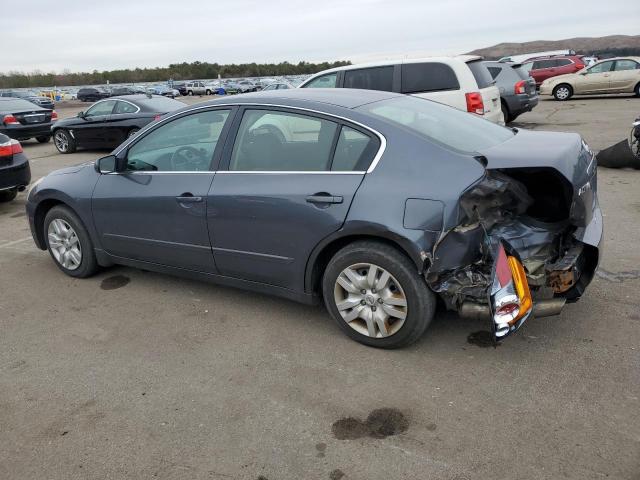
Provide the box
[507,256,532,323]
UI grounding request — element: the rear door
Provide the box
[74,100,116,147]
[609,59,640,92]
[575,60,614,93]
[208,107,380,290]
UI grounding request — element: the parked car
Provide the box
[521,55,586,86]
[299,56,504,124]
[484,61,538,123]
[110,86,138,96]
[204,81,225,95]
[146,85,180,98]
[77,87,111,102]
[540,57,640,100]
[221,81,241,94]
[51,94,184,153]
[0,97,57,143]
[261,82,293,91]
[186,81,207,96]
[0,133,30,202]
[237,80,258,93]
[0,90,55,110]
[172,82,187,96]
[27,89,601,348]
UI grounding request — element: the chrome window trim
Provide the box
[113,102,387,173]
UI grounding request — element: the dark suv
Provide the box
[77,87,111,102]
[484,61,538,123]
[521,56,586,86]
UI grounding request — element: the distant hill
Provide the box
[468,35,640,59]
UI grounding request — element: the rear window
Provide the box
[401,62,460,93]
[466,60,495,88]
[136,96,185,112]
[358,96,514,154]
[344,66,394,92]
[0,99,42,111]
[512,65,531,80]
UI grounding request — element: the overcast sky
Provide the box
[4,0,638,73]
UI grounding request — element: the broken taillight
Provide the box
[490,242,533,338]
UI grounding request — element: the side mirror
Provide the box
[95,155,118,173]
[77,111,85,118]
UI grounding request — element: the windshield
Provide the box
[358,96,514,154]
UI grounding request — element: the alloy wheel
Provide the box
[333,263,408,338]
[47,218,82,270]
[54,131,69,152]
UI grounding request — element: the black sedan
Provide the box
[28,89,602,348]
[0,133,30,202]
[0,98,57,143]
[0,90,55,110]
[51,94,185,153]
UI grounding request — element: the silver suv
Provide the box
[186,81,206,96]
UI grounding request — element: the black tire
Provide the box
[0,188,18,203]
[53,129,76,154]
[322,240,436,349]
[634,82,640,97]
[36,136,50,143]
[501,102,511,124]
[44,205,99,278]
[205,89,212,95]
[127,128,140,138]
[553,84,573,101]
[187,90,193,96]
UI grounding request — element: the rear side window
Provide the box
[331,126,378,171]
[343,66,394,92]
[487,66,502,80]
[230,110,338,171]
[556,59,573,67]
[401,62,460,93]
[614,59,640,71]
[113,101,138,114]
[466,60,494,88]
[303,73,337,88]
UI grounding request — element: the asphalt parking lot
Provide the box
[1,95,639,480]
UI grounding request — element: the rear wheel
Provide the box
[53,129,76,154]
[127,128,140,138]
[322,241,436,349]
[0,188,18,203]
[206,89,212,95]
[501,102,511,123]
[634,82,640,97]
[553,84,573,101]
[44,205,98,278]
[188,90,193,96]
[36,136,50,143]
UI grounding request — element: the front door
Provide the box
[574,60,614,94]
[92,108,234,272]
[74,100,116,147]
[208,107,380,290]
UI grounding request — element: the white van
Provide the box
[299,56,504,124]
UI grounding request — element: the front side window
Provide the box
[344,66,394,91]
[614,59,640,71]
[85,100,116,117]
[303,73,338,88]
[229,109,337,171]
[113,101,138,114]
[359,96,514,154]
[126,109,230,172]
[588,61,614,74]
[401,62,460,93]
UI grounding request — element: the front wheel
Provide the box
[553,84,573,101]
[634,82,640,97]
[44,205,99,278]
[53,129,76,154]
[322,241,436,349]
[36,136,51,143]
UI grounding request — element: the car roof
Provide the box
[201,88,402,110]
[305,55,483,76]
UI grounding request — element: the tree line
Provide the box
[0,60,352,89]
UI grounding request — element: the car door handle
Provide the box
[306,194,343,204]
[176,193,203,203]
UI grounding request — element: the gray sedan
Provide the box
[26,89,602,348]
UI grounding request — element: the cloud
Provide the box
[3,0,638,72]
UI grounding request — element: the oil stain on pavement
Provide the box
[467,331,498,348]
[332,408,409,440]
[100,275,130,290]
